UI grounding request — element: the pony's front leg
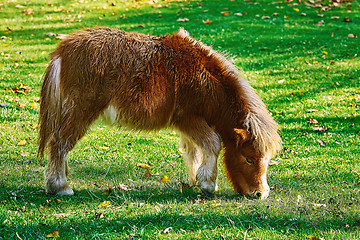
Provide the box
[176,119,221,195]
[45,138,74,196]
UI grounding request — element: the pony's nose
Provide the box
[255,192,262,198]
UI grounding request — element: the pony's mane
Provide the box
[177,28,282,158]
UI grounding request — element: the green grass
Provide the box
[1,0,359,239]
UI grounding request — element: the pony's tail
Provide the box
[38,56,62,159]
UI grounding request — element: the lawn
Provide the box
[0,0,359,239]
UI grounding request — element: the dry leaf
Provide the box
[308,118,319,124]
[95,212,105,218]
[202,19,213,24]
[307,109,317,113]
[161,175,169,183]
[317,139,326,146]
[176,18,189,22]
[144,172,152,178]
[163,227,173,233]
[53,213,71,218]
[45,230,60,238]
[312,126,328,132]
[180,182,190,193]
[221,11,230,16]
[18,140,27,146]
[315,20,325,26]
[118,183,131,191]
[136,163,152,169]
[98,201,111,207]
[30,102,37,108]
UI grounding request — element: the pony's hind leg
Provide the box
[45,97,105,196]
[176,118,221,195]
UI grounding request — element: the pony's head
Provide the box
[222,85,282,199]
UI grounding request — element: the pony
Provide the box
[38,27,282,199]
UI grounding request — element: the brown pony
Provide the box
[38,27,282,199]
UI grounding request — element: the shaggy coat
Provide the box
[38,27,281,198]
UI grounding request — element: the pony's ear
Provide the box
[234,128,250,147]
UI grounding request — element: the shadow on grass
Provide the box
[2,186,360,239]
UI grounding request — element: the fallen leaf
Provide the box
[308,118,319,124]
[45,32,56,37]
[30,102,37,108]
[118,183,131,191]
[18,140,27,146]
[45,230,59,238]
[202,19,213,24]
[144,172,152,178]
[315,20,325,26]
[161,175,169,183]
[98,201,111,207]
[342,17,351,22]
[103,187,112,195]
[180,182,190,193]
[234,12,243,16]
[307,109,317,113]
[312,126,328,132]
[221,11,230,16]
[163,227,173,233]
[15,5,26,9]
[313,203,326,208]
[348,34,357,38]
[305,235,324,240]
[294,8,299,12]
[317,139,326,146]
[176,18,189,22]
[53,213,71,218]
[0,103,9,108]
[95,212,105,218]
[136,163,152,169]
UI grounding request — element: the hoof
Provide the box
[46,175,74,196]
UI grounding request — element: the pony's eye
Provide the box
[246,158,255,165]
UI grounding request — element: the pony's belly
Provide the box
[101,105,171,130]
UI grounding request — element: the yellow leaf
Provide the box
[17,103,26,109]
[297,57,303,61]
[45,230,59,238]
[136,163,152,169]
[294,8,299,12]
[30,102,37,108]
[313,61,318,64]
[221,11,230,16]
[3,44,9,47]
[18,140,27,146]
[323,51,328,55]
[98,200,111,207]
[161,175,169,183]
[99,146,109,150]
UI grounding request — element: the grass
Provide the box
[0,0,359,239]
